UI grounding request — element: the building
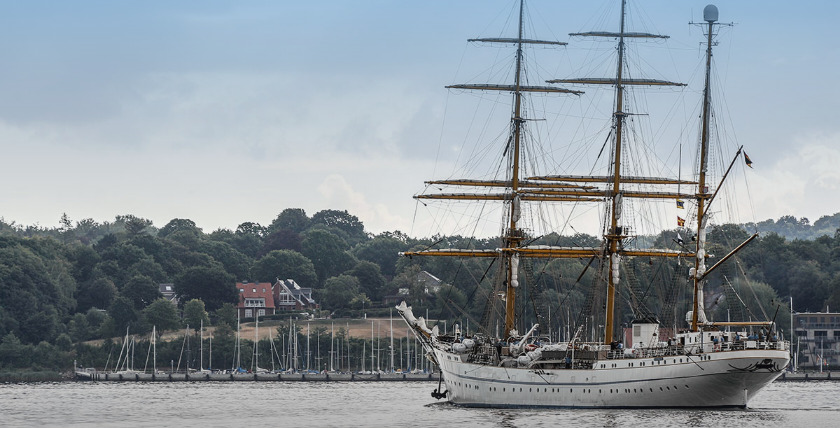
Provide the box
[273,279,318,311]
[383,271,444,305]
[236,282,276,319]
[793,311,840,369]
[158,283,178,305]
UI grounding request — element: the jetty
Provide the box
[75,370,435,382]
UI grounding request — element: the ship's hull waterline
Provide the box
[434,348,789,408]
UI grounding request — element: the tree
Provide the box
[109,296,139,333]
[250,250,317,287]
[143,298,181,332]
[122,275,162,309]
[301,230,356,285]
[347,261,387,302]
[353,233,408,278]
[320,275,362,311]
[183,299,210,331]
[261,229,303,255]
[159,218,203,239]
[173,265,236,311]
[215,302,237,327]
[310,210,366,245]
[116,214,154,236]
[268,208,310,234]
[78,277,118,312]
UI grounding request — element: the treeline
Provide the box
[2,209,840,371]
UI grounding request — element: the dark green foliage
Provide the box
[301,229,357,285]
[143,298,181,332]
[250,250,317,287]
[174,265,236,311]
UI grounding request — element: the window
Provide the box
[258,309,265,317]
[245,309,252,318]
[814,331,828,337]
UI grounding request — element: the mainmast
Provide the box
[690,5,719,331]
[551,0,684,344]
[503,0,527,342]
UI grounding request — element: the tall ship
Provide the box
[397,0,789,408]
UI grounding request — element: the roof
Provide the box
[236,282,276,309]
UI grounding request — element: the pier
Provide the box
[75,370,436,382]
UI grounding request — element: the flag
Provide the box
[677,216,685,227]
[744,151,753,168]
[676,233,684,245]
[676,199,685,209]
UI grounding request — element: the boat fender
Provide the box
[517,355,531,366]
[462,338,476,350]
[452,343,467,353]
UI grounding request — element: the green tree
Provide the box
[347,261,387,302]
[353,233,409,278]
[301,230,356,285]
[158,218,203,240]
[78,277,118,312]
[320,274,361,311]
[183,299,210,330]
[215,303,238,327]
[173,265,236,311]
[116,214,154,236]
[143,298,181,332]
[268,208,310,234]
[310,209,367,246]
[250,250,317,287]
[122,275,162,309]
[109,296,139,333]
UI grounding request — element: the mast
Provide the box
[690,5,719,331]
[603,0,630,344]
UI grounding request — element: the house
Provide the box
[236,282,276,319]
[416,271,443,294]
[793,311,840,369]
[273,279,319,311]
[383,271,443,305]
[159,283,178,305]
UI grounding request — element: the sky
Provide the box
[1,0,838,238]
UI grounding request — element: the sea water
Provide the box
[0,380,836,427]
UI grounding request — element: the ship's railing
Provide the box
[603,339,789,360]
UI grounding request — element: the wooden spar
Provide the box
[503,0,526,341]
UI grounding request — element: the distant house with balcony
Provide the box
[273,279,318,311]
[383,270,443,305]
[793,311,840,369]
[236,282,276,319]
[159,283,178,305]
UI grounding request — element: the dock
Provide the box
[75,371,436,382]
[776,371,837,381]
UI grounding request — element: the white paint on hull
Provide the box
[434,348,789,408]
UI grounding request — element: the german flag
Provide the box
[744,151,753,168]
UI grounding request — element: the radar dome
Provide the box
[704,5,719,23]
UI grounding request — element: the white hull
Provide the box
[435,347,788,408]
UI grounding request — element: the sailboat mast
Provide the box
[604,0,629,344]
[691,6,718,332]
[504,0,526,341]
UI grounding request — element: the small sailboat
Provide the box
[397,0,789,408]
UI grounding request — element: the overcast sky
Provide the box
[1,0,837,237]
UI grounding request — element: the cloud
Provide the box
[747,132,840,223]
